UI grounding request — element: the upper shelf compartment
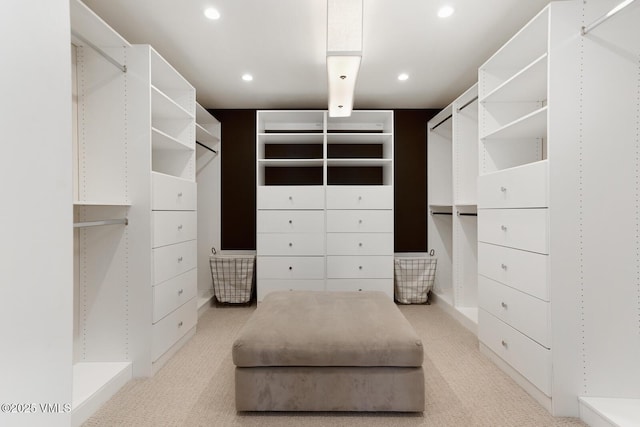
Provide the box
[481,54,548,104]
[150,47,194,116]
[327,110,393,133]
[258,111,324,134]
[195,103,220,147]
[70,0,130,51]
[479,6,549,98]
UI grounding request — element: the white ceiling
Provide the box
[82,0,554,110]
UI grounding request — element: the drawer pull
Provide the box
[288,266,293,270]
[177,256,183,262]
[501,301,508,309]
[177,224,183,230]
[358,219,363,224]
[358,288,363,291]
[358,196,362,201]
[501,263,508,270]
[359,242,363,247]
[177,192,183,197]
[500,186,507,192]
[501,225,508,231]
[178,289,184,296]
[358,266,363,270]
[501,340,508,348]
[288,196,293,201]
[288,220,292,224]
[288,242,293,247]
[178,321,183,328]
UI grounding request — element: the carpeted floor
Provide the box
[83,301,586,426]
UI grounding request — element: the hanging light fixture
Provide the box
[327,0,363,117]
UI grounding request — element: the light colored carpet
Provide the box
[83,301,586,426]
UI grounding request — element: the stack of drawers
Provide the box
[326,186,394,297]
[477,161,551,396]
[256,186,326,301]
[150,172,198,362]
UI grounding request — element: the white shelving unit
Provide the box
[476,1,592,417]
[428,84,479,332]
[256,110,394,300]
[195,103,221,313]
[70,1,134,425]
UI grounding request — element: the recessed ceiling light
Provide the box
[398,73,409,81]
[242,74,253,82]
[437,5,455,18]
[204,7,220,20]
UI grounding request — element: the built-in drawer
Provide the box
[152,297,197,361]
[478,242,549,301]
[257,256,325,279]
[326,210,393,233]
[257,210,324,233]
[478,276,550,348]
[326,186,393,210]
[152,172,196,211]
[327,255,393,279]
[478,161,548,209]
[153,239,197,285]
[256,233,324,256]
[257,186,324,210]
[479,309,551,396]
[153,268,197,323]
[257,279,325,302]
[326,233,393,255]
[152,211,197,248]
[326,278,393,298]
[478,208,548,254]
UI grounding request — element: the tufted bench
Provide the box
[232,291,425,412]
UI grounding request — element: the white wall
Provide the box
[0,1,73,426]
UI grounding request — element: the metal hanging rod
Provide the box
[196,141,218,155]
[457,212,478,217]
[73,218,128,228]
[457,96,479,112]
[581,0,638,35]
[71,30,127,73]
[431,211,452,216]
[429,114,452,131]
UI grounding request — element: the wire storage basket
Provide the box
[209,250,256,304]
[394,257,437,304]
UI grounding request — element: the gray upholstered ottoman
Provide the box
[232,291,425,412]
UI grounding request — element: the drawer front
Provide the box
[478,276,550,348]
[478,161,548,208]
[257,210,324,233]
[153,240,197,285]
[326,233,393,255]
[257,256,325,279]
[152,172,196,211]
[327,256,393,279]
[153,268,197,323]
[257,233,324,256]
[152,297,197,361]
[326,210,393,233]
[479,309,551,396]
[478,242,549,301]
[326,186,393,210]
[257,186,324,210]
[152,211,197,248]
[257,279,325,302]
[478,208,548,254]
[326,278,393,298]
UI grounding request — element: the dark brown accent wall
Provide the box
[208,109,256,250]
[209,109,440,252]
[393,109,439,252]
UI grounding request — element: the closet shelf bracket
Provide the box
[73,218,128,228]
[71,30,127,73]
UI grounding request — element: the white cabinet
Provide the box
[427,84,479,330]
[256,110,394,301]
[476,1,580,415]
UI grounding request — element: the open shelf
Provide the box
[481,106,547,140]
[482,54,548,104]
[151,86,194,120]
[326,133,393,143]
[74,200,131,207]
[152,127,193,151]
[196,123,219,145]
[150,48,193,114]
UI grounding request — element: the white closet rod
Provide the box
[71,30,127,73]
[73,218,128,228]
[581,0,638,35]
